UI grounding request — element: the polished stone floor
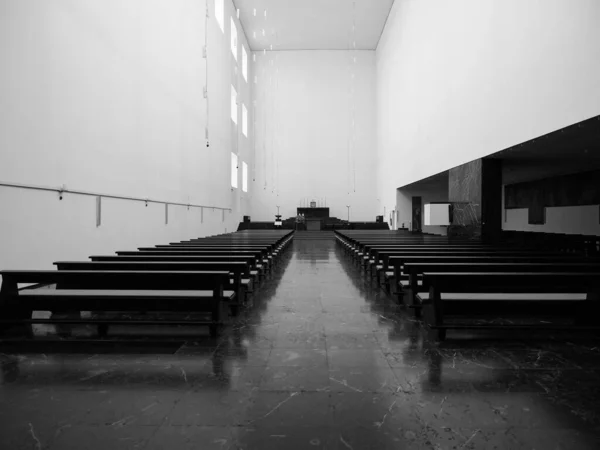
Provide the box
[2,240,600,449]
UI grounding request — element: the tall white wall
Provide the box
[0,0,253,272]
[376,0,600,218]
[251,50,377,221]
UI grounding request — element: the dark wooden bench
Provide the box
[90,254,264,282]
[385,252,585,281]
[380,254,598,296]
[418,272,600,341]
[0,270,233,338]
[124,249,272,274]
[404,261,600,314]
[54,260,252,313]
[364,246,519,277]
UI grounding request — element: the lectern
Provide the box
[305,218,322,231]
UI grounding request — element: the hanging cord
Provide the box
[205,1,210,150]
[351,0,357,193]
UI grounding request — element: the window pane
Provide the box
[231,86,237,124]
[242,46,248,81]
[242,104,248,137]
[230,18,238,60]
[242,162,248,192]
[231,153,238,188]
[215,0,224,32]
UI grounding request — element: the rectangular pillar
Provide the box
[447,158,503,242]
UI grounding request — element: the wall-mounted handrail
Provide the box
[0,180,232,212]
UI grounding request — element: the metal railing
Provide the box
[0,180,232,212]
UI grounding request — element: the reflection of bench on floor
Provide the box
[417,272,600,341]
[0,270,233,338]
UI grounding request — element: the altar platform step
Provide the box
[293,231,336,241]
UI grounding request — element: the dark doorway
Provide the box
[412,196,422,232]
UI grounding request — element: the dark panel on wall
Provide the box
[505,169,600,225]
[448,159,482,239]
[412,196,422,232]
[481,159,503,241]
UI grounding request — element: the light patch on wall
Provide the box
[242,104,248,137]
[242,162,248,192]
[230,17,238,60]
[231,153,238,189]
[242,46,248,82]
[231,85,238,124]
[215,0,224,33]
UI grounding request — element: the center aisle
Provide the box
[227,238,418,449]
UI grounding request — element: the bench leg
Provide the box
[0,308,34,338]
[51,311,82,337]
[428,327,446,342]
[98,324,109,338]
[577,291,600,325]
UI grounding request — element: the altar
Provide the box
[305,218,322,231]
[297,207,329,219]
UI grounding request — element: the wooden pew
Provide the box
[54,260,252,314]
[90,255,264,283]
[404,261,600,314]
[0,270,233,338]
[365,246,520,277]
[379,251,573,290]
[123,249,272,275]
[386,254,597,294]
[418,272,600,341]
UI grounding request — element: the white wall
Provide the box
[397,176,449,236]
[504,206,600,236]
[0,0,253,272]
[251,50,377,221]
[377,0,600,219]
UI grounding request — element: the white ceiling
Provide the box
[234,0,395,51]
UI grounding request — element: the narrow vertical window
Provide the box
[242,162,248,192]
[242,104,248,137]
[242,46,248,82]
[231,153,238,188]
[231,86,238,124]
[215,0,224,32]
[230,17,238,60]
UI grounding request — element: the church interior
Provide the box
[1,1,600,448]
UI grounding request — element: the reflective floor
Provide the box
[2,240,600,449]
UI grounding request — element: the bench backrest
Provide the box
[91,255,258,264]
[0,270,231,294]
[125,250,265,257]
[55,261,249,276]
[370,247,521,258]
[159,245,270,254]
[387,254,595,266]
[423,272,600,294]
